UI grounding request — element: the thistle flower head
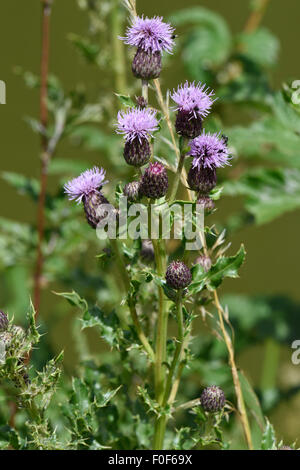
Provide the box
[64,167,108,204]
[121,16,175,54]
[190,131,230,169]
[171,81,215,119]
[116,107,158,143]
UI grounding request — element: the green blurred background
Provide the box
[0,0,300,443]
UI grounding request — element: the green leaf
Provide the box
[261,419,277,450]
[115,94,136,108]
[48,158,91,176]
[223,167,300,224]
[2,172,40,200]
[238,370,265,430]
[169,7,232,81]
[238,28,279,67]
[190,245,246,293]
[54,290,88,312]
[226,117,300,167]
[68,33,100,64]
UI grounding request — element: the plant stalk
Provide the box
[244,0,271,33]
[33,0,52,318]
[152,238,168,449]
[214,290,253,450]
[110,239,155,362]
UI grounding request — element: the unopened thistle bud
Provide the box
[187,165,217,193]
[140,162,168,199]
[116,108,158,167]
[140,240,155,261]
[136,95,148,109]
[171,82,214,139]
[200,385,225,412]
[123,181,142,202]
[0,311,8,332]
[64,167,111,229]
[166,261,192,290]
[197,195,215,213]
[195,255,212,272]
[121,16,175,80]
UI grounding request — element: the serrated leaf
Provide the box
[170,7,231,82]
[261,419,277,450]
[223,167,300,224]
[238,28,279,67]
[115,94,135,108]
[54,290,88,312]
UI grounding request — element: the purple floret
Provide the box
[116,107,158,142]
[121,16,175,54]
[64,167,108,204]
[190,132,230,169]
[171,81,215,118]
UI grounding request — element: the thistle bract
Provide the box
[200,386,226,412]
[0,311,8,332]
[166,261,192,290]
[132,48,162,80]
[187,165,217,193]
[83,191,110,229]
[190,132,230,170]
[123,181,142,202]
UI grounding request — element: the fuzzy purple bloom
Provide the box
[190,132,230,170]
[171,81,215,119]
[64,167,108,204]
[121,16,175,54]
[116,107,158,143]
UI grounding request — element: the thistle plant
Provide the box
[60,1,253,450]
[2,0,300,452]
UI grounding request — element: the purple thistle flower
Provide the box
[64,167,108,204]
[190,131,230,169]
[171,81,215,119]
[121,16,175,54]
[116,107,159,143]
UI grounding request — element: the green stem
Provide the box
[142,79,148,103]
[163,290,184,405]
[152,238,168,449]
[169,137,188,203]
[110,239,155,362]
